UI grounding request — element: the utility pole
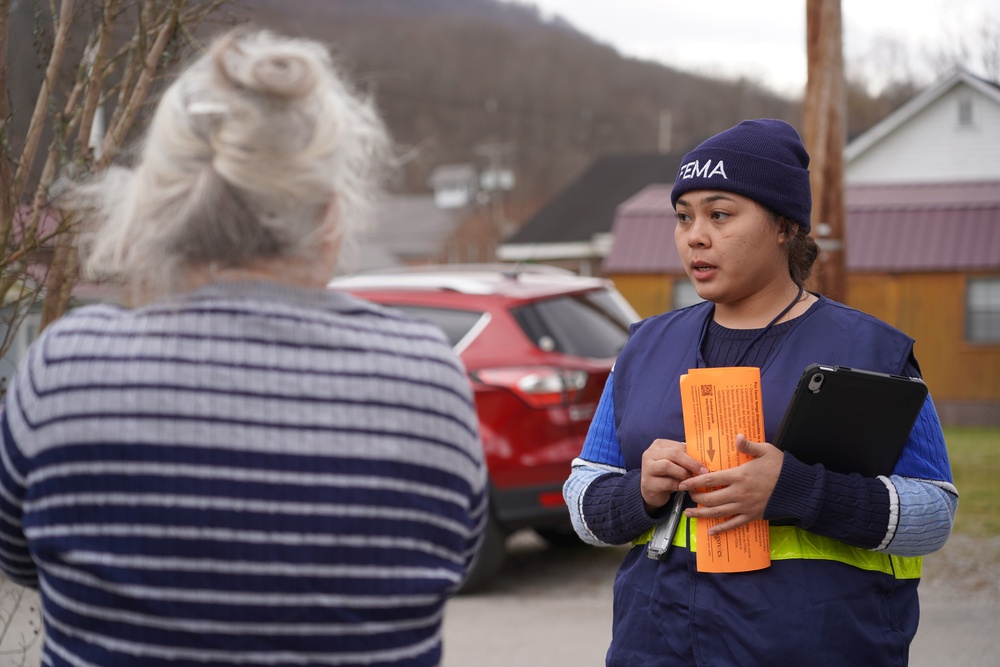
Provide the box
[474,141,516,236]
[803,0,847,302]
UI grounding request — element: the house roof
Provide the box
[603,181,1000,274]
[603,184,683,273]
[339,195,460,273]
[14,204,61,243]
[427,163,477,188]
[846,182,1000,272]
[845,68,1000,164]
[845,181,1000,208]
[503,152,682,248]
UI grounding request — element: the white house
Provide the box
[840,67,1000,425]
[845,68,1000,183]
[427,163,479,210]
[603,69,1000,424]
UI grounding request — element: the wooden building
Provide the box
[602,69,1000,425]
[603,181,1000,425]
[836,70,1000,424]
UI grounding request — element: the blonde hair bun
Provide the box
[213,31,321,101]
[66,28,392,302]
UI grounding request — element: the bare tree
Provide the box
[979,20,1000,82]
[0,3,229,654]
[0,0,227,384]
[926,16,1000,83]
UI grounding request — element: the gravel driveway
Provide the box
[443,531,1000,666]
[2,532,995,665]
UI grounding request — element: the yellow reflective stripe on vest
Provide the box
[633,513,692,550]
[769,526,921,578]
[634,515,689,550]
[634,516,921,579]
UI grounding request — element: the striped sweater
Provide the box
[0,280,487,667]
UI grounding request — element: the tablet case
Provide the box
[773,364,928,477]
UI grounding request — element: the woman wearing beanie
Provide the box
[564,119,956,666]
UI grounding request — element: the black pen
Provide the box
[646,490,686,560]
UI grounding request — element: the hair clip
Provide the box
[187,100,230,116]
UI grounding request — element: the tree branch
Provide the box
[12,0,76,201]
[99,0,184,167]
[75,0,121,163]
[0,0,13,252]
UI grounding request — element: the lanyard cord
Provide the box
[731,284,805,367]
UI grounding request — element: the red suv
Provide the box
[329,265,638,591]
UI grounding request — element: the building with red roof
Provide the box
[603,69,1000,425]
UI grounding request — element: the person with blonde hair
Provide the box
[0,28,486,666]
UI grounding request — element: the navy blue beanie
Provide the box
[670,119,812,231]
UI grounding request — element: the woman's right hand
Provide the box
[640,439,709,514]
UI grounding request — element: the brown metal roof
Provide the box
[847,206,999,271]
[604,185,684,273]
[845,181,1000,209]
[846,182,1000,272]
[603,181,1000,275]
[617,182,674,215]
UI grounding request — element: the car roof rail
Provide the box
[351,263,577,280]
[329,263,608,296]
[354,263,577,276]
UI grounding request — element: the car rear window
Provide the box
[387,305,486,348]
[511,289,632,359]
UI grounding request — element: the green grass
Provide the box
[946,427,1000,537]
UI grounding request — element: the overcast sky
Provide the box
[502,0,1000,96]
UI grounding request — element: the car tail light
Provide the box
[471,367,588,408]
[538,491,566,508]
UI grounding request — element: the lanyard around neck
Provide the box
[731,284,805,367]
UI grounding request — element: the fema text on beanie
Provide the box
[669,119,813,231]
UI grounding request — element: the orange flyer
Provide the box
[680,367,771,573]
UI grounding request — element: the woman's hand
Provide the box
[640,438,709,514]
[679,434,784,535]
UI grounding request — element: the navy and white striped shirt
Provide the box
[0,280,487,667]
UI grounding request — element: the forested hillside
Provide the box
[9,0,915,220]
[229,0,798,211]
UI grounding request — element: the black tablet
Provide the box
[773,364,929,477]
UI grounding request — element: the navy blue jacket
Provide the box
[614,297,913,468]
[602,297,948,666]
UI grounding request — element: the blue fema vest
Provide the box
[606,296,921,667]
[612,295,914,470]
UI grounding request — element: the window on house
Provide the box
[672,279,704,310]
[966,278,1000,343]
[958,95,974,127]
